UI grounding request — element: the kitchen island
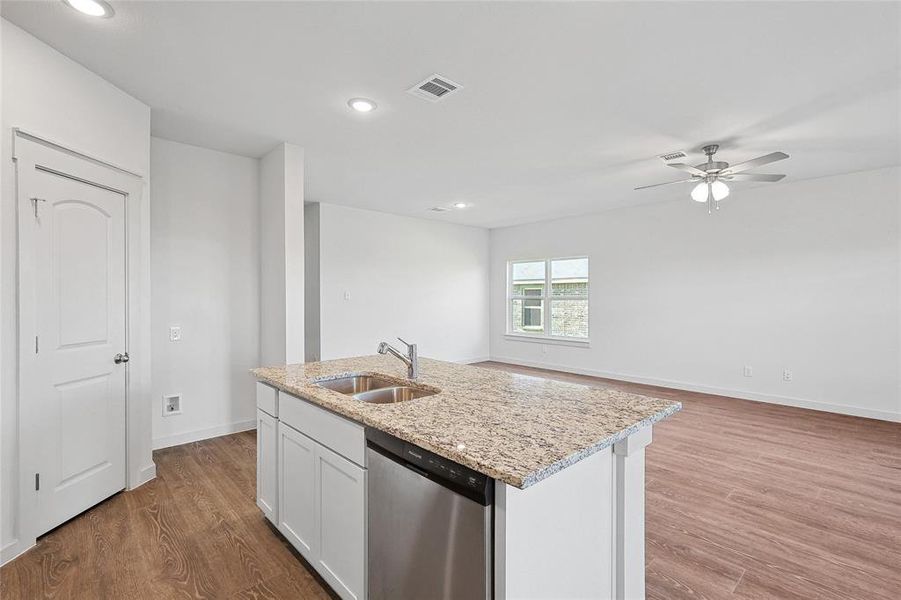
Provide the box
[252,356,680,600]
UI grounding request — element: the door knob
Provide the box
[114,352,130,364]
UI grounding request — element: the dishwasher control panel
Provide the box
[366,428,493,505]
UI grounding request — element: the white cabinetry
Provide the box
[263,389,367,600]
[256,409,278,523]
[315,443,367,600]
[256,382,279,525]
[278,421,318,559]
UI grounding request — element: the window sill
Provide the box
[504,334,591,348]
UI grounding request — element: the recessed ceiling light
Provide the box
[62,0,115,18]
[453,202,468,209]
[347,98,377,113]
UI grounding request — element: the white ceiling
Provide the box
[3,1,899,228]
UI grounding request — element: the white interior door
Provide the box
[23,167,127,536]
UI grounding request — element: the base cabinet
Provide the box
[316,444,367,600]
[277,422,318,559]
[256,409,278,523]
[276,414,367,600]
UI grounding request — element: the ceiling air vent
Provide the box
[407,74,463,103]
[428,206,451,212]
[658,150,688,162]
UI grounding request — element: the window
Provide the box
[508,257,589,341]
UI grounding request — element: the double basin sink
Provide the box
[316,375,436,404]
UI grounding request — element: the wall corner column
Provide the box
[259,142,304,366]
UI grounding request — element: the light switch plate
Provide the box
[169,326,182,342]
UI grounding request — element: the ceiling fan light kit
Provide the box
[636,143,789,214]
[692,179,729,203]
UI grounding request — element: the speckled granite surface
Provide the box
[252,356,680,489]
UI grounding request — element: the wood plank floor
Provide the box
[0,431,337,600]
[477,362,901,600]
[2,361,898,599]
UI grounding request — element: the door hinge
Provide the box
[35,336,39,354]
[31,197,46,218]
[35,473,40,491]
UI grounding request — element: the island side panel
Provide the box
[613,426,653,600]
[494,447,615,599]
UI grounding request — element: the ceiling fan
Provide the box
[635,144,789,213]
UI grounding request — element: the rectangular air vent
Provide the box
[407,74,463,103]
[658,150,688,162]
[428,206,451,212]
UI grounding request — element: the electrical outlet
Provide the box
[169,326,182,342]
[162,394,182,416]
[743,365,753,377]
[541,345,548,354]
[782,369,793,382]
[344,291,351,301]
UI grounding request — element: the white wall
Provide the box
[490,167,901,421]
[315,203,490,363]
[149,138,260,449]
[1,19,151,559]
[259,143,304,365]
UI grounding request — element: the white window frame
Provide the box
[506,256,590,346]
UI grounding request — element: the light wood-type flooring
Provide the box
[2,361,898,599]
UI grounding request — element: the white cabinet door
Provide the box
[256,409,278,523]
[316,444,367,600]
[278,422,318,562]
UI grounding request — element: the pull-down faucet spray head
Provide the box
[376,338,418,379]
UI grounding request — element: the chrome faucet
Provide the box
[377,338,418,379]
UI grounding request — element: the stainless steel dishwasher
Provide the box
[366,428,493,600]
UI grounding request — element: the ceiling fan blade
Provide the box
[722,173,786,182]
[634,178,696,190]
[667,163,707,176]
[723,152,789,174]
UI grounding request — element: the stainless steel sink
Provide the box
[316,374,436,404]
[316,375,395,395]
[352,386,436,404]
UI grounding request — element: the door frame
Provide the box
[10,129,153,561]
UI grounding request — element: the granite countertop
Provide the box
[252,356,680,489]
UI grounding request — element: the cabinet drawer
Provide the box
[257,382,278,417]
[279,392,365,466]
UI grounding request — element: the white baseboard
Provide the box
[489,356,901,423]
[1,538,34,567]
[153,419,257,450]
[129,462,157,490]
[458,356,491,365]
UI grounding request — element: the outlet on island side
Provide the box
[163,394,182,416]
